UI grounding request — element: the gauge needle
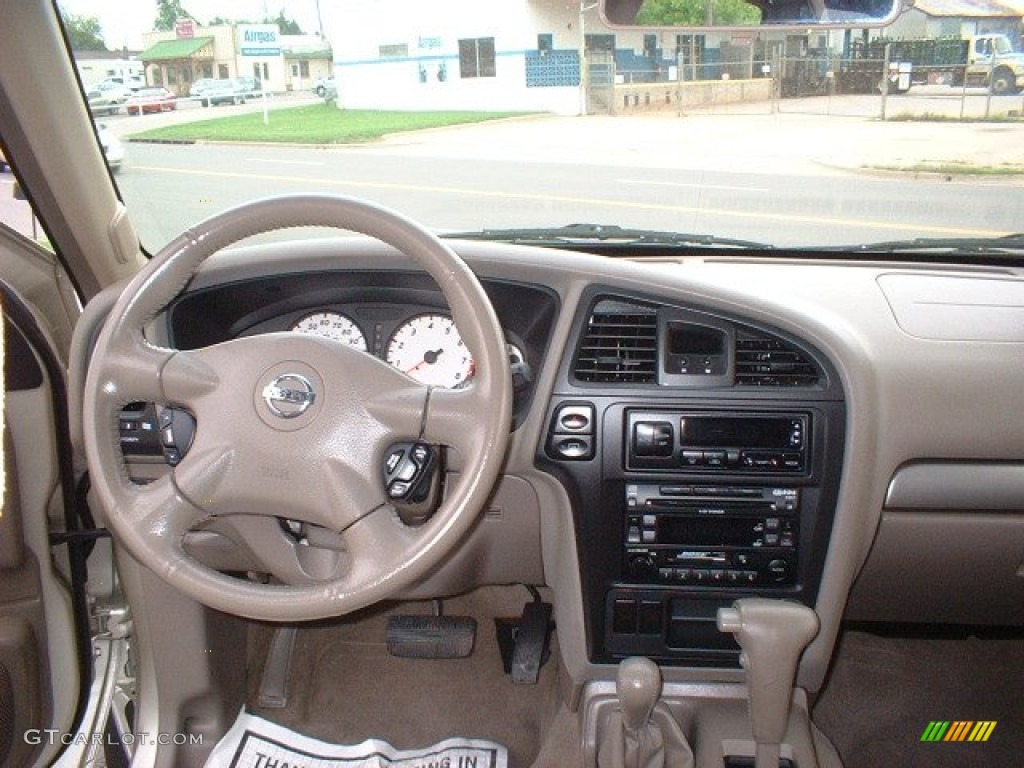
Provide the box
[406,348,444,373]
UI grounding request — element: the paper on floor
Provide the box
[204,709,508,768]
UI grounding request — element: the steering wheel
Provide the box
[82,195,512,621]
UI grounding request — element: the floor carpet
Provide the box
[812,625,1024,768]
[246,586,563,768]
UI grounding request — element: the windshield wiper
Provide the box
[828,233,1024,256]
[443,223,775,250]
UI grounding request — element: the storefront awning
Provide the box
[139,36,214,62]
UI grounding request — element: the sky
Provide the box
[58,0,334,49]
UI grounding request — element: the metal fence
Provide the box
[591,52,1024,120]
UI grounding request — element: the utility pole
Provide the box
[579,2,597,116]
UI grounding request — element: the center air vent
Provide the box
[735,327,821,387]
[574,300,658,383]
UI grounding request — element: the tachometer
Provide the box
[386,314,474,388]
[291,311,368,351]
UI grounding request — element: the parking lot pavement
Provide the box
[98,90,323,138]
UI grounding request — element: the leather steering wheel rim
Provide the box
[82,195,512,621]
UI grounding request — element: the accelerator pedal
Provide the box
[510,600,553,685]
[386,614,477,659]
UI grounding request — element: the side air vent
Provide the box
[735,327,822,387]
[574,300,658,383]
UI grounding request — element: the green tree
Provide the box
[271,11,302,35]
[61,10,106,50]
[206,10,302,34]
[637,0,761,26]
[155,0,193,32]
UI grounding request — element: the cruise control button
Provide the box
[388,480,412,499]
[386,449,404,473]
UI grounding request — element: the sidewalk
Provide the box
[369,111,1024,179]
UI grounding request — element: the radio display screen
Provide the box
[680,416,798,449]
[659,516,757,546]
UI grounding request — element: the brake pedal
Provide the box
[386,615,477,659]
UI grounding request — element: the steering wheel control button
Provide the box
[254,363,325,431]
[263,374,316,418]
[382,442,442,523]
[388,480,412,499]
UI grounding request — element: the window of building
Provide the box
[166,66,177,85]
[218,64,229,79]
[584,34,615,52]
[300,61,310,78]
[379,43,409,59]
[202,63,213,78]
[458,37,496,78]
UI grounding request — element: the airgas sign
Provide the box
[238,25,280,56]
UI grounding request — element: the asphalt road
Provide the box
[114,134,1022,251]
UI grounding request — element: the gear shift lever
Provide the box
[597,657,693,768]
[618,656,661,732]
[717,599,819,768]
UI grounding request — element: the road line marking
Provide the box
[618,179,771,193]
[246,158,324,166]
[131,164,1010,238]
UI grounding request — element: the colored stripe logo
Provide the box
[921,721,997,742]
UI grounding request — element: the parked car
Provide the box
[98,75,144,92]
[95,122,124,172]
[124,86,176,115]
[92,79,132,102]
[86,88,122,116]
[235,75,262,95]
[313,75,336,97]
[200,78,251,107]
[188,77,219,99]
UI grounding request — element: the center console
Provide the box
[540,292,845,667]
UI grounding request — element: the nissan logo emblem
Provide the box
[262,374,316,418]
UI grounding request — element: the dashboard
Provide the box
[96,235,1024,695]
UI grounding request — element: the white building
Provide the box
[73,50,145,89]
[329,0,655,115]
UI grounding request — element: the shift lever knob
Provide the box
[718,599,818,768]
[616,656,662,732]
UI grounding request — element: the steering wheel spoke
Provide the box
[122,475,207,564]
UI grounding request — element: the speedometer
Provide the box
[291,311,368,351]
[386,314,474,388]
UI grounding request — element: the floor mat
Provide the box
[812,627,1024,768]
[246,587,561,768]
[205,709,507,767]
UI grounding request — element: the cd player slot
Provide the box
[624,484,799,587]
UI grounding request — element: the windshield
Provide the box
[52,0,1024,253]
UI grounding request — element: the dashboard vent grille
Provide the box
[574,301,658,383]
[735,328,821,387]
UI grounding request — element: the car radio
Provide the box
[626,410,808,473]
[623,484,798,586]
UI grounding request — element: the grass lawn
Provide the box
[127,104,531,144]
[866,160,1024,175]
